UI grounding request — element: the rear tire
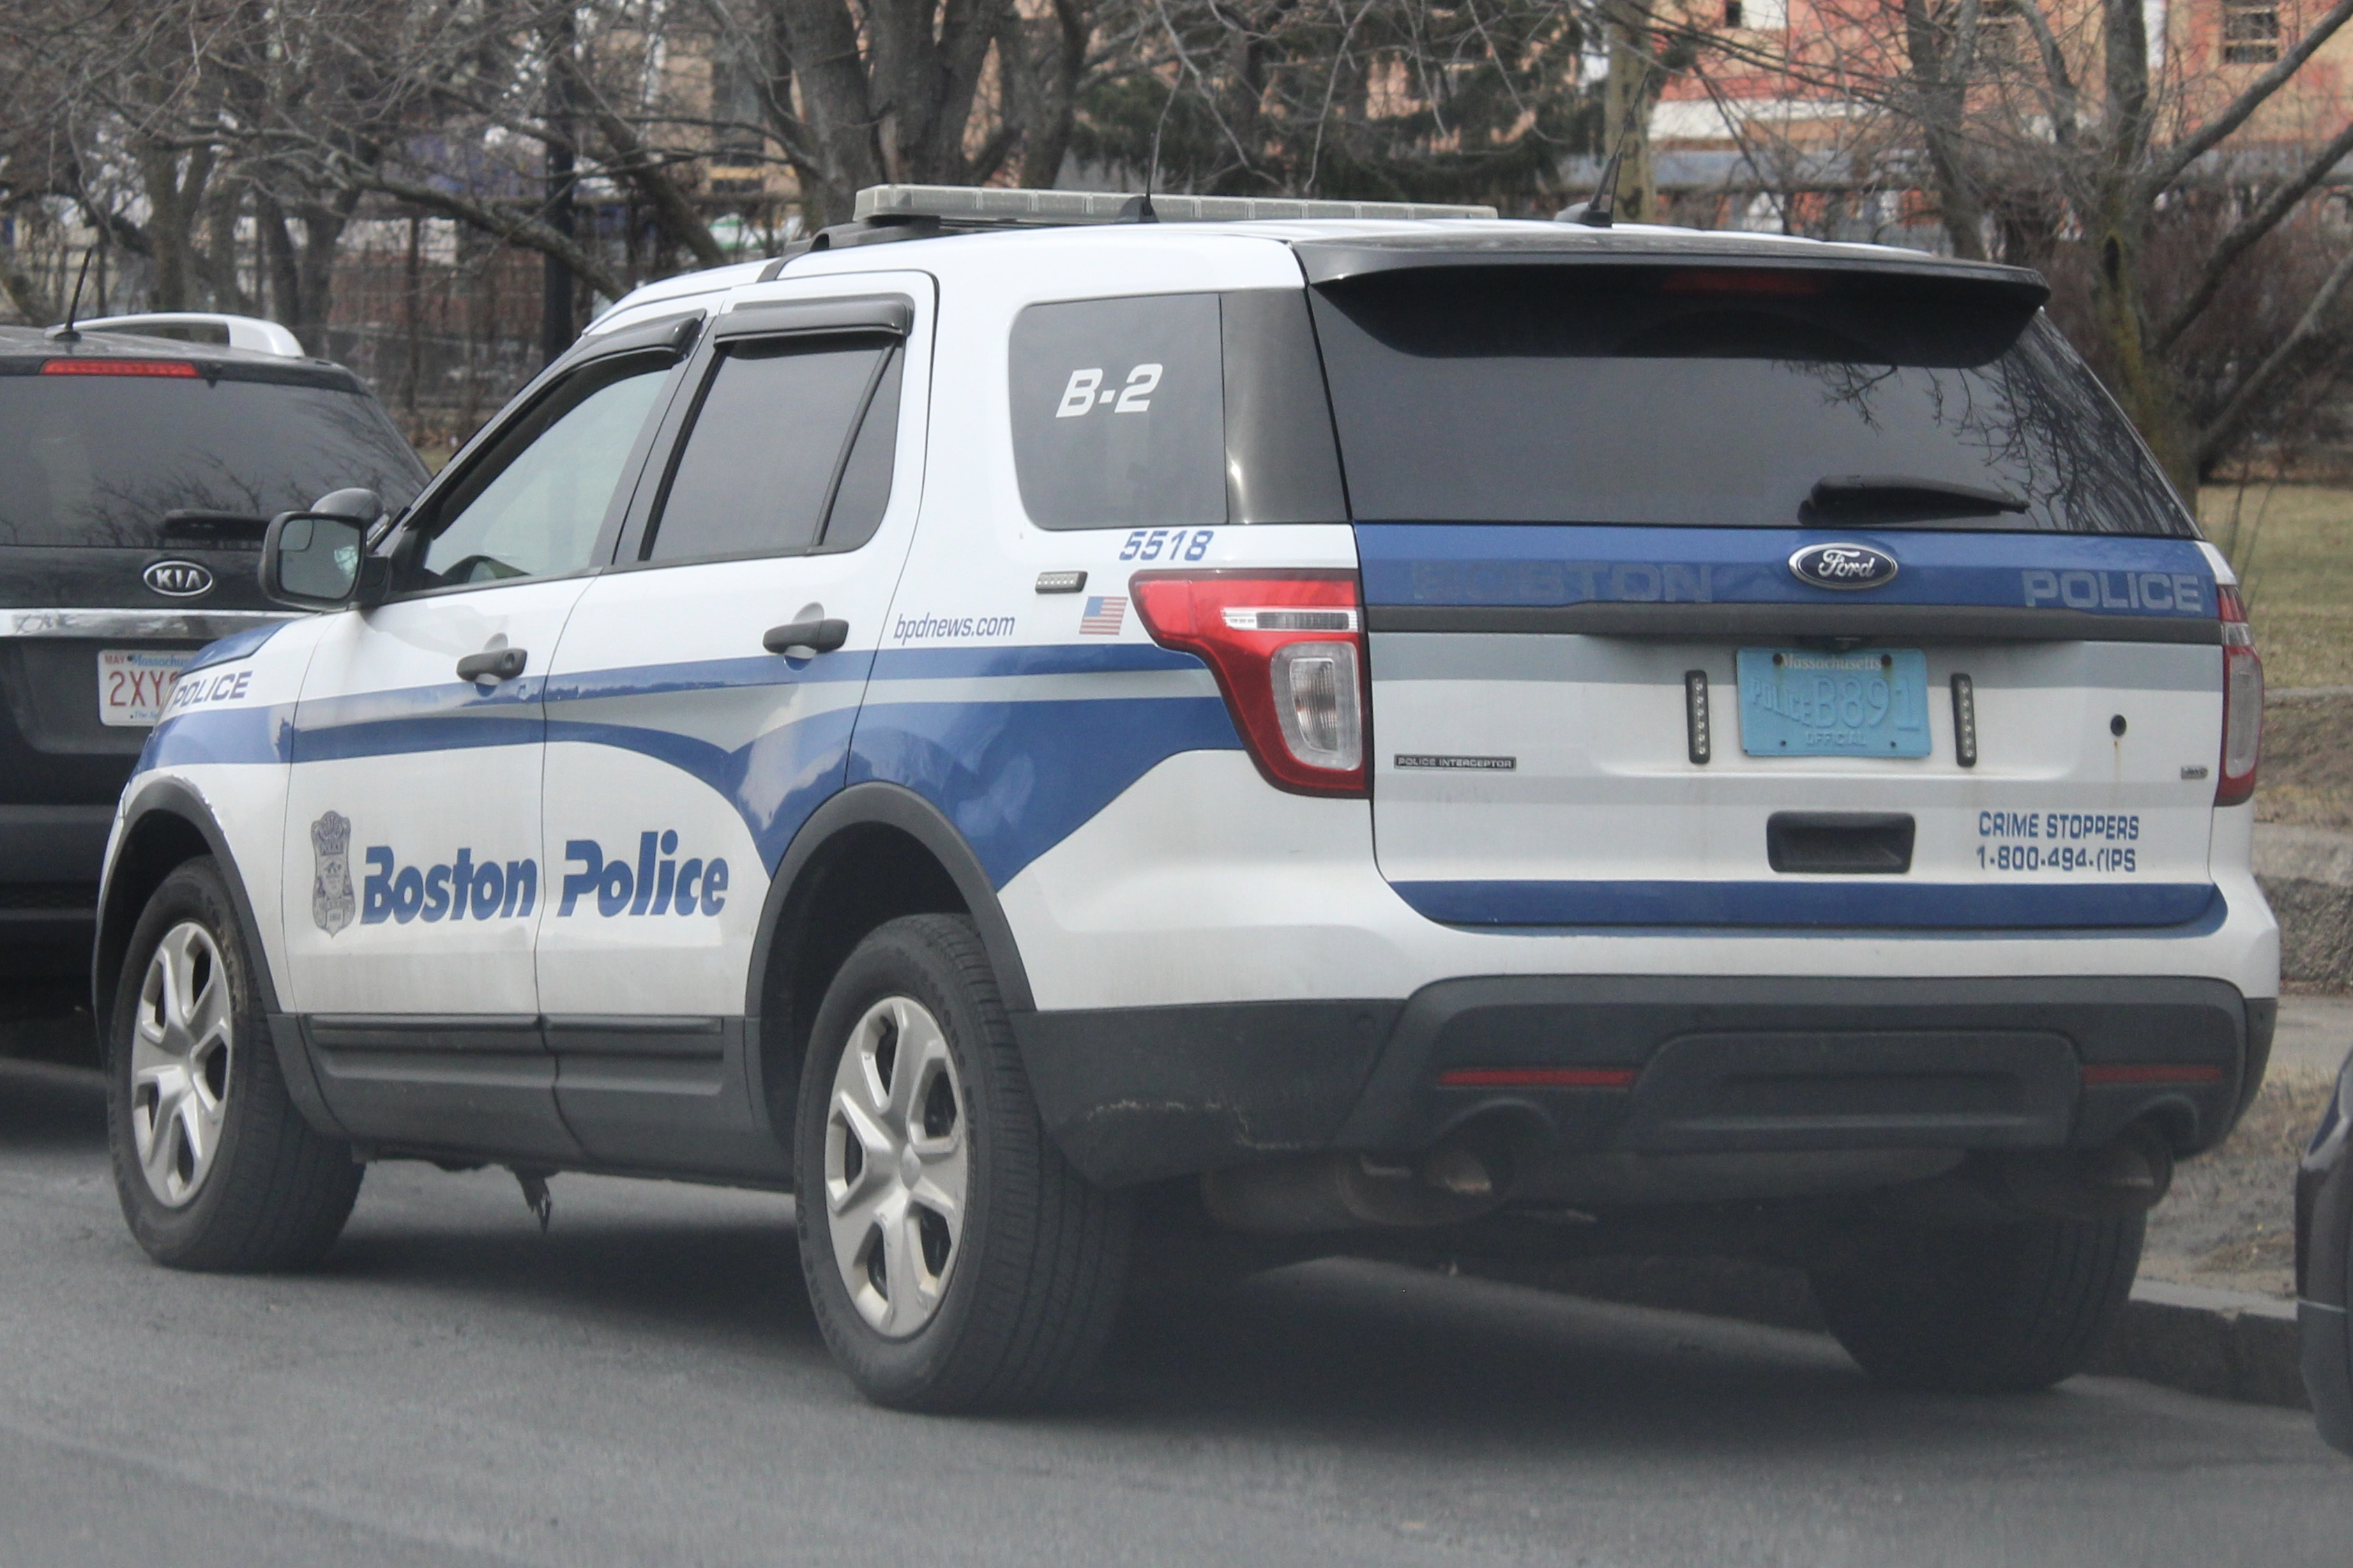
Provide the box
[794,914,1131,1410]
[1809,1212,2144,1393]
[106,858,361,1270]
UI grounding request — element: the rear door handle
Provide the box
[763,618,849,655]
[457,647,529,683]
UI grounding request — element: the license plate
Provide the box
[98,649,191,727]
[1737,647,1930,757]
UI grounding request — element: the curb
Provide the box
[2253,823,2353,991]
[1456,1254,2308,1410]
[2089,1278,2308,1410]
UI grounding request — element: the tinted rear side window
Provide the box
[1308,266,2194,535]
[0,375,424,547]
[1008,294,1227,529]
[646,337,895,562]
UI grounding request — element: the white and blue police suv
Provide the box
[94,186,2276,1410]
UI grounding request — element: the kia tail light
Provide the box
[1129,571,1368,796]
[2217,584,2262,807]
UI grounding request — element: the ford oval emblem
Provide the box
[1789,542,1898,592]
[143,559,215,598]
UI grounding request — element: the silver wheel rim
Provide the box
[824,996,968,1338]
[130,920,234,1208]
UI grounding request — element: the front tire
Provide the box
[1808,1212,2144,1393]
[106,858,361,1270]
[794,915,1131,1410]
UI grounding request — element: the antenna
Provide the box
[1124,85,1179,224]
[1571,65,1651,230]
[51,249,95,342]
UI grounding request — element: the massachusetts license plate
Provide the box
[98,649,190,727]
[1737,647,1931,757]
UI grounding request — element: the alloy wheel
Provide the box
[130,921,234,1208]
[824,995,969,1337]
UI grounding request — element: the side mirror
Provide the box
[260,511,368,609]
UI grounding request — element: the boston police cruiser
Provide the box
[94,185,2276,1410]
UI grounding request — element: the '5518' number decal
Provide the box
[1119,528,1213,562]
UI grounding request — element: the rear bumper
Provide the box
[1017,974,2266,1187]
[0,803,111,954]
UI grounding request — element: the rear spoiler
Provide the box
[1290,234,2051,310]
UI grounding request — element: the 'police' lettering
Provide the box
[559,835,726,918]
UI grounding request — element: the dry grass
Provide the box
[2200,482,2353,692]
[2141,1068,2335,1299]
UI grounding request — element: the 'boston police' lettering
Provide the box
[558,832,728,918]
[361,846,538,924]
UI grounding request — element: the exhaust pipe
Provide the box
[1991,1122,2175,1221]
[1203,1136,1513,1235]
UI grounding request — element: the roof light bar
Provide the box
[853,184,1497,226]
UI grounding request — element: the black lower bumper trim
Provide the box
[1015,1001,1398,1187]
[1018,975,2255,1187]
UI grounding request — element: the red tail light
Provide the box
[40,358,199,377]
[2217,584,2262,807]
[1130,571,1368,797]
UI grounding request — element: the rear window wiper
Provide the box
[1806,474,2027,525]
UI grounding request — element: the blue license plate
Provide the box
[1737,648,1930,757]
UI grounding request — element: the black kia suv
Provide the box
[0,318,425,977]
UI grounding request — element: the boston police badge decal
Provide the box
[310,810,355,936]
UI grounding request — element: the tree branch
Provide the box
[343,165,627,299]
[2195,238,2353,469]
[558,52,728,270]
[2142,0,2353,197]
[2156,116,2353,353]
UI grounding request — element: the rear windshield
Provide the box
[0,374,425,547]
[1308,266,2195,535]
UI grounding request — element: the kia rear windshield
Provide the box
[1307,265,2195,535]
[0,376,425,548]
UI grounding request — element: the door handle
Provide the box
[457,647,529,683]
[763,618,849,656]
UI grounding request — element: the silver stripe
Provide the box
[1,608,295,641]
[861,669,1220,706]
[552,679,870,752]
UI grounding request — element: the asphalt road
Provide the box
[3,1056,2350,1568]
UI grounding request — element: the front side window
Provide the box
[414,360,671,589]
[1008,294,1226,529]
[643,337,900,563]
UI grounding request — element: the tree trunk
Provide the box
[1903,0,1988,260]
[135,142,214,312]
[2089,199,2196,495]
[1601,0,1655,223]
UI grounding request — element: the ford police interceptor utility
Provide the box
[94,185,2276,1411]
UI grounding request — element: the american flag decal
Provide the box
[1079,595,1126,635]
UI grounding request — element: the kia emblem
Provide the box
[1789,542,1898,591]
[143,559,215,598]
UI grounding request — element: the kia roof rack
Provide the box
[62,312,307,358]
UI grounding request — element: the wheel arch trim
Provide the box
[747,781,1035,1019]
[96,780,341,1136]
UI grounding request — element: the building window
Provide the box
[1723,0,1743,25]
[2224,0,2282,63]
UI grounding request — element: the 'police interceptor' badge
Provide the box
[311,811,355,936]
